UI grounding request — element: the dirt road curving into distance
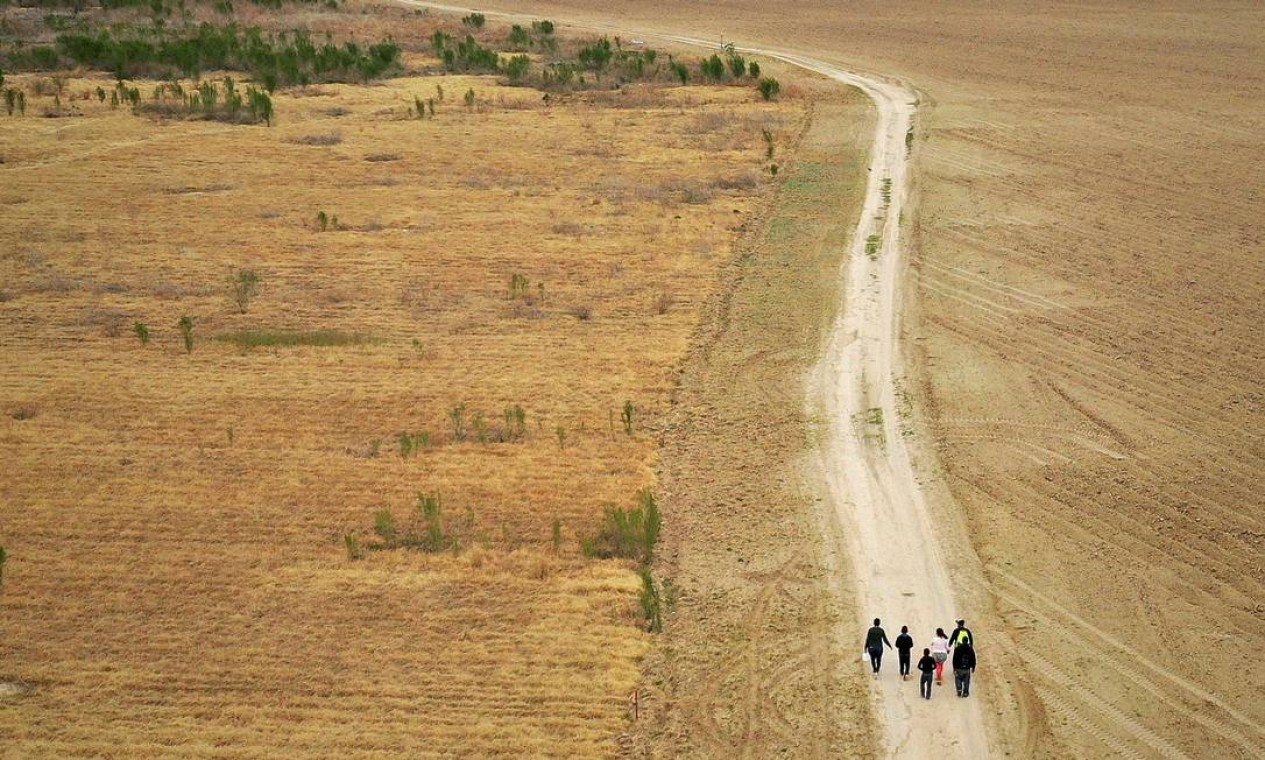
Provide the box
[791,62,990,759]
[696,46,993,758]
[404,2,989,754]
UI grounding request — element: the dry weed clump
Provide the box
[0,17,804,754]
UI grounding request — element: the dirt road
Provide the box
[796,62,990,758]
[716,46,992,757]
[400,2,992,754]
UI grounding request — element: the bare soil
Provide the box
[460,1,1264,757]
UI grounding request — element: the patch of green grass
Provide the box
[865,234,880,260]
[215,329,375,348]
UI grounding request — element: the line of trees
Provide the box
[51,26,399,86]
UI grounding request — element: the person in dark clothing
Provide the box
[950,618,974,649]
[952,641,977,697]
[916,647,937,699]
[895,626,915,681]
[864,618,892,676]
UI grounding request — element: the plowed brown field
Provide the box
[460,1,1264,757]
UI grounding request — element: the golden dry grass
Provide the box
[0,54,804,755]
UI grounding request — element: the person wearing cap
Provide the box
[950,618,974,649]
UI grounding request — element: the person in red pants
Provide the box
[930,627,951,684]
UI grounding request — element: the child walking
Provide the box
[895,626,915,681]
[917,647,937,699]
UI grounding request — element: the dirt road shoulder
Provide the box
[631,85,879,758]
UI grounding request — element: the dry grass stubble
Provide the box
[0,57,802,756]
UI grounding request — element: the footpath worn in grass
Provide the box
[0,61,803,756]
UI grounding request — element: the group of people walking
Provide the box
[864,617,977,700]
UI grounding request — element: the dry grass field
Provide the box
[0,6,808,754]
[451,1,1264,757]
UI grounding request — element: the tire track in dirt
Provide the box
[993,567,1265,746]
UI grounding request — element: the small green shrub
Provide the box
[461,12,485,28]
[581,488,661,565]
[229,269,260,314]
[412,492,453,552]
[373,508,397,545]
[344,533,364,560]
[748,60,760,78]
[450,403,466,441]
[621,400,634,434]
[507,25,530,49]
[726,53,746,78]
[504,54,530,84]
[532,20,554,35]
[133,321,150,345]
[865,234,880,260]
[671,60,689,84]
[463,87,476,107]
[638,567,661,632]
[762,128,775,159]
[509,273,529,299]
[577,38,613,71]
[700,53,725,81]
[757,77,781,101]
[178,315,194,353]
[503,404,526,440]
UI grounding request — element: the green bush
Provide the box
[229,269,260,313]
[507,24,530,49]
[621,400,634,434]
[757,77,781,100]
[638,567,661,632]
[449,403,466,441]
[460,12,485,28]
[700,53,725,81]
[581,488,661,564]
[671,60,689,84]
[178,315,194,353]
[373,508,397,545]
[441,34,499,73]
[412,492,453,552]
[577,37,612,71]
[504,54,529,84]
[132,321,149,344]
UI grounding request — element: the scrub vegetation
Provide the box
[0,0,806,755]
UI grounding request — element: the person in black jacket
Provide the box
[950,618,974,649]
[952,641,977,697]
[916,648,937,699]
[864,618,892,676]
[895,626,915,681]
